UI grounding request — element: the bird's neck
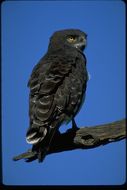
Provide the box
[48,44,84,57]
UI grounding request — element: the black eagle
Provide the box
[26,29,88,162]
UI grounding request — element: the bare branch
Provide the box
[13,119,126,162]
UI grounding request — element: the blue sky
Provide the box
[1,0,126,186]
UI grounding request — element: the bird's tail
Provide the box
[26,126,47,145]
[26,115,65,162]
[29,126,58,162]
[25,123,59,162]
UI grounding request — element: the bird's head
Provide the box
[48,29,87,52]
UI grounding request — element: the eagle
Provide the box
[26,29,88,162]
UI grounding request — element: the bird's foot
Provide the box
[66,118,79,134]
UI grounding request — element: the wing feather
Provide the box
[28,54,75,126]
[27,52,87,145]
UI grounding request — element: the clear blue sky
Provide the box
[1,0,126,186]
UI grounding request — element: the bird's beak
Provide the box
[75,37,87,51]
[81,37,87,48]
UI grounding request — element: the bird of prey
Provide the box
[26,29,88,162]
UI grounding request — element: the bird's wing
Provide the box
[54,56,88,122]
[26,54,76,144]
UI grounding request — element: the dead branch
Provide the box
[13,118,126,162]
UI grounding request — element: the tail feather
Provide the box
[26,127,47,144]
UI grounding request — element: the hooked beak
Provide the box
[74,36,87,51]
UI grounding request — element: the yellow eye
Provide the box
[67,36,76,43]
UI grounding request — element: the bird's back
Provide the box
[26,49,87,145]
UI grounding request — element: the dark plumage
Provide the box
[26,29,88,162]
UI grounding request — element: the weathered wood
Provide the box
[13,119,126,162]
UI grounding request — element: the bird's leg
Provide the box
[72,118,79,131]
[72,118,99,143]
[71,119,99,144]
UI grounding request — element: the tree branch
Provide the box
[13,119,126,162]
